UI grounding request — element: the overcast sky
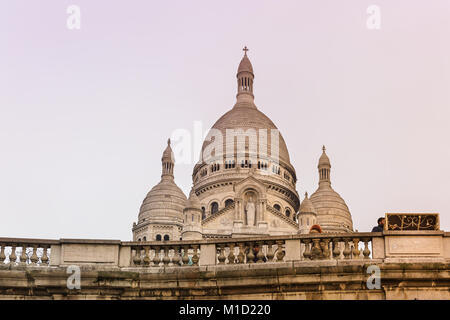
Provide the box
[1,0,449,240]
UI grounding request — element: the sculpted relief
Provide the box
[244,191,257,226]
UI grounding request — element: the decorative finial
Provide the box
[243,46,249,55]
[167,138,171,146]
[322,145,326,152]
[305,191,308,198]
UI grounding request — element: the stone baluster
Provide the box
[332,238,341,259]
[266,241,275,262]
[246,242,255,263]
[172,246,181,266]
[256,242,265,263]
[363,239,371,259]
[311,239,321,260]
[41,246,49,265]
[352,238,361,259]
[237,243,245,264]
[343,238,351,260]
[217,244,226,265]
[153,246,161,266]
[322,239,331,260]
[142,246,150,266]
[181,246,190,266]
[162,247,170,266]
[191,245,199,266]
[0,244,6,264]
[227,243,236,264]
[302,239,311,260]
[275,240,285,262]
[9,245,17,265]
[133,246,142,266]
[20,245,28,265]
[30,245,39,265]
[319,240,326,260]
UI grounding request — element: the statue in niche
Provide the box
[246,196,256,226]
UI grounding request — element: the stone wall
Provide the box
[0,231,449,300]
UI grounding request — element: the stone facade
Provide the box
[132,50,354,241]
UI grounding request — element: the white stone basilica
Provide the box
[132,49,354,241]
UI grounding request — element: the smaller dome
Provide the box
[185,187,201,209]
[238,51,254,74]
[318,145,331,168]
[299,192,316,214]
[139,181,187,219]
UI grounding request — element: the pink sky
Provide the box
[0,0,449,239]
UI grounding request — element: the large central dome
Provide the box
[202,104,291,165]
[192,49,300,221]
[197,50,293,171]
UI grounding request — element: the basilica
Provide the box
[132,49,354,241]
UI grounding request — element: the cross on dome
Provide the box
[243,46,249,55]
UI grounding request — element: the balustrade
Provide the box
[215,239,285,264]
[300,236,372,260]
[0,240,53,266]
[0,234,376,269]
[131,243,200,267]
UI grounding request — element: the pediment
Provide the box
[202,205,235,229]
[234,175,267,198]
[265,205,299,230]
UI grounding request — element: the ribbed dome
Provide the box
[309,187,349,213]
[139,179,187,220]
[309,146,353,232]
[201,105,291,165]
[299,192,316,214]
[309,180,353,233]
[139,139,187,222]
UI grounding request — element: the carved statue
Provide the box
[246,196,256,226]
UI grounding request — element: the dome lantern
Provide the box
[318,145,331,187]
[236,46,255,102]
[161,139,175,178]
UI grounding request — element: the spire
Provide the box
[161,138,174,178]
[236,46,254,102]
[318,145,331,187]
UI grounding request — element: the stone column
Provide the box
[257,199,268,229]
[233,197,244,229]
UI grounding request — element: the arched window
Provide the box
[138,238,141,242]
[143,236,146,241]
[156,234,162,241]
[163,235,170,241]
[211,202,219,214]
[285,209,291,217]
[201,207,206,219]
[225,199,234,207]
[273,204,281,212]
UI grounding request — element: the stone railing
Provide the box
[1,231,449,268]
[0,238,58,266]
[130,243,201,267]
